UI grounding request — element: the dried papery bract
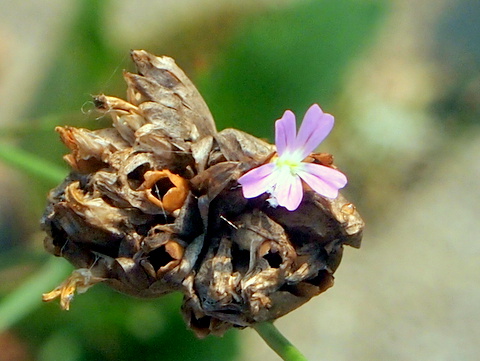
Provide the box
[42,50,364,337]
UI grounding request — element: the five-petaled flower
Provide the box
[237,104,347,211]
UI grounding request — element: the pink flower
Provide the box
[237,104,347,211]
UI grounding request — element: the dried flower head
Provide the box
[42,50,364,337]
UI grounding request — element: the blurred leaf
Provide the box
[20,0,123,195]
[39,330,83,361]
[0,143,66,184]
[28,0,121,118]
[13,0,124,214]
[0,249,47,273]
[16,288,239,361]
[0,258,72,333]
[198,0,386,139]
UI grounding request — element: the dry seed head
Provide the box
[42,50,364,337]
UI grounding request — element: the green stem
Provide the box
[0,143,66,183]
[253,322,308,361]
[0,258,72,332]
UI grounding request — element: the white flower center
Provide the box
[275,155,302,176]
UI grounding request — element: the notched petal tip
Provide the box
[295,104,335,158]
[275,110,296,156]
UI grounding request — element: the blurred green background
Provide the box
[1,0,479,360]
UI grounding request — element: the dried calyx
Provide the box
[42,50,364,337]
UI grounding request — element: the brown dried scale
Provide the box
[42,50,364,337]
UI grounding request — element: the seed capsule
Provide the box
[41,50,364,337]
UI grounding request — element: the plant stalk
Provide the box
[253,322,308,361]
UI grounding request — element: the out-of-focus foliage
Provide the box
[432,0,480,129]
[198,1,385,139]
[18,290,237,361]
[21,0,123,200]
[0,0,386,360]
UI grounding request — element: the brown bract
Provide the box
[41,50,364,337]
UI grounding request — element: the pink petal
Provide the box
[295,104,334,159]
[273,173,303,211]
[275,110,297,156]
[296,163,347,199]
[238,163,277,198]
